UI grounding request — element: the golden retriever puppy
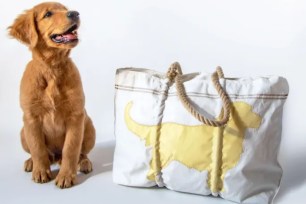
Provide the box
[8,2,95,188]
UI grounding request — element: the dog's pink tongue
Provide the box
[55,35,63,40]
[63,33,77,40]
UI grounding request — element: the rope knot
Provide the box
[167,62,182,82]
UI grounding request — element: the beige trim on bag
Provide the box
[115,84,288,100]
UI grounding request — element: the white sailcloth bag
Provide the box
[113,62,289,204]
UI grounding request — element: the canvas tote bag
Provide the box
[113,62,289,204]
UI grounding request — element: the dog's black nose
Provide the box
[67,11,79,20]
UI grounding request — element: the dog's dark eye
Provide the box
[43,11,53,18]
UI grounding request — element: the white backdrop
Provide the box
[0,0,305,204]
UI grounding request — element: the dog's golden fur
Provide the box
[8,2,95,188]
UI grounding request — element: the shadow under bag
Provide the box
[113,62,289,204]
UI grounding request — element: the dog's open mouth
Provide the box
[50,24,78,44]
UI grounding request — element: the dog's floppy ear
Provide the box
[8,10,38,48]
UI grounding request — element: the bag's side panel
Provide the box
[220,76,289,204]
[113,68,168,187]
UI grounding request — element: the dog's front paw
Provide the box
[32,167,52,183]
[55,172,76,188]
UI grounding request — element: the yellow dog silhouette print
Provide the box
[125,101,262,192]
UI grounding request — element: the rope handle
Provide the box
[167,62,231,127]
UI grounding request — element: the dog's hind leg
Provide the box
[78,154,92,174]
[78,116,95,174]
[21,127,33,172]
[24,158,33,172]
[21,127,30,153]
